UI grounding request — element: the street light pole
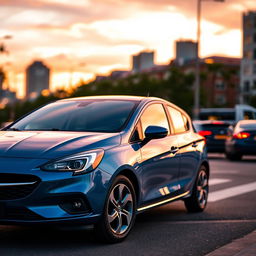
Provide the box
[194,0,201,120]
[193,0,224,120]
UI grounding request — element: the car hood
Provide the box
[0,131,120,159]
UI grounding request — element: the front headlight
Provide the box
[40,149,104,174]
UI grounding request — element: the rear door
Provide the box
[166,106,200,192]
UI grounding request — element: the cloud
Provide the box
[0,0,248,95]
[92,0,254,30]
[1,0,254,31]
[0,0,136,28]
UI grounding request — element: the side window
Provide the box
[130,122,143,143]
[140,104,170,135]
[167,106,189,134]
[182,114,190,131]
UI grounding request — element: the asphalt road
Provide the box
[0,154,256,256]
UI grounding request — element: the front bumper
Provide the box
[0,158,111,224]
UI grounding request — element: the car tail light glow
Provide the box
[198,130,212,136]
[211,121,224,125]
[233,132,250,139]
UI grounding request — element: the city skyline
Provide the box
[0,0,255,98]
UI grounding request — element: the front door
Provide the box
[138,103,181,204]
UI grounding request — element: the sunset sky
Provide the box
[0,0,255,98]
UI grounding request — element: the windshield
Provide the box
[8,99,138,132]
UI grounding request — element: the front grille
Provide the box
[0,174,40,200]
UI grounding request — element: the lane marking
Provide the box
[208,181,256,202]
[209,178,231,186]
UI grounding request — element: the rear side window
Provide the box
[140,104,170,135]
[167,106,189,134]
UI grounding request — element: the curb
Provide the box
[205,230,256,256]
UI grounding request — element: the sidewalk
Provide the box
[206,230,256,256]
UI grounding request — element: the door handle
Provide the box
[192,142,198,148]
[170,146,179,154]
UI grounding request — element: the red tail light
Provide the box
[211,121,224,125]
[198,130,212,136]
[233,132,250,139]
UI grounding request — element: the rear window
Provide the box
[199,111,235,121]
[239,123,256,129]
[193,123,230,133]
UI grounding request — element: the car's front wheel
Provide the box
[184,166,209,212]
[95,175,136,243]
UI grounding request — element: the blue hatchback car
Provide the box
[0,96,209,242]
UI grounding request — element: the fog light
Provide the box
[73,200,82,209]
[59,197,91,214]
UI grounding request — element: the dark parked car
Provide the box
[193,120,230,153]
[0,96,209,243]
[225,120,256,160]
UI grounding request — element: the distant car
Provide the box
[193,120,230,153]
[199,105,256,123]
[0,96,209,243]
[225,120,256,160]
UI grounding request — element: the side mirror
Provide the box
[144,125,168,140]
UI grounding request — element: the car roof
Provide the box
[237,120,256,125]
[57,95,169,104]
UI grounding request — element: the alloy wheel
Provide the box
[196,170,208,208]
[107,183,133,235]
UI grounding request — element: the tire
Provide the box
[94,175,136,243]
[225,152,242,161]
[184,166,209,213]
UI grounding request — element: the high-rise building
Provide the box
[26,61,50,99]
[240,11,256,103]
[175,40,198,65]
[132,51,155,73]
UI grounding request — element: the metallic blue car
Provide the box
[0,96,209,242]
[225,119,256,160]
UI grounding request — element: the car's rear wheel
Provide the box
[184,166,209,212]
[94,175,136,243]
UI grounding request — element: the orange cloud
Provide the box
[0,0,251,98]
